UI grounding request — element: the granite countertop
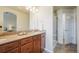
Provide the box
[0,31,45,45]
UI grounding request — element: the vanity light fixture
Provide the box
[25,6,39,13]
[26,6,32,10]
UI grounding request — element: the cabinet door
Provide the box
[33,35,41,53]
[21,42,33,53]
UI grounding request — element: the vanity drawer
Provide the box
[21,37,33,45]
[3,41,19,52]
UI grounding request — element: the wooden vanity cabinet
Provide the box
[0,33,45,53]
[20,34,45,53]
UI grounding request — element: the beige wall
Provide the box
[0,7,29,31]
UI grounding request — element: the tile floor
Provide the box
[54,43,77,53]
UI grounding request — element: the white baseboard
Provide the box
[44,48,53,53]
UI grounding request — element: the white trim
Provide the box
[44,48,53,53]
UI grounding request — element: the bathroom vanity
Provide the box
[0,31,45,53]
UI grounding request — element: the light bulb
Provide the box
[30,8,33,12]
[26,6,32,10]
[32,7,36,10]
[35,8,39,12]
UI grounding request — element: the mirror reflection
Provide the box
[3,12,17,32]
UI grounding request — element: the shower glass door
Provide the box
[64,12,76,45]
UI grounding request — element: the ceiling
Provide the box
[5,6,76,13]
[7,6,39,13]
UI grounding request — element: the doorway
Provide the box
[53,6,77,53]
